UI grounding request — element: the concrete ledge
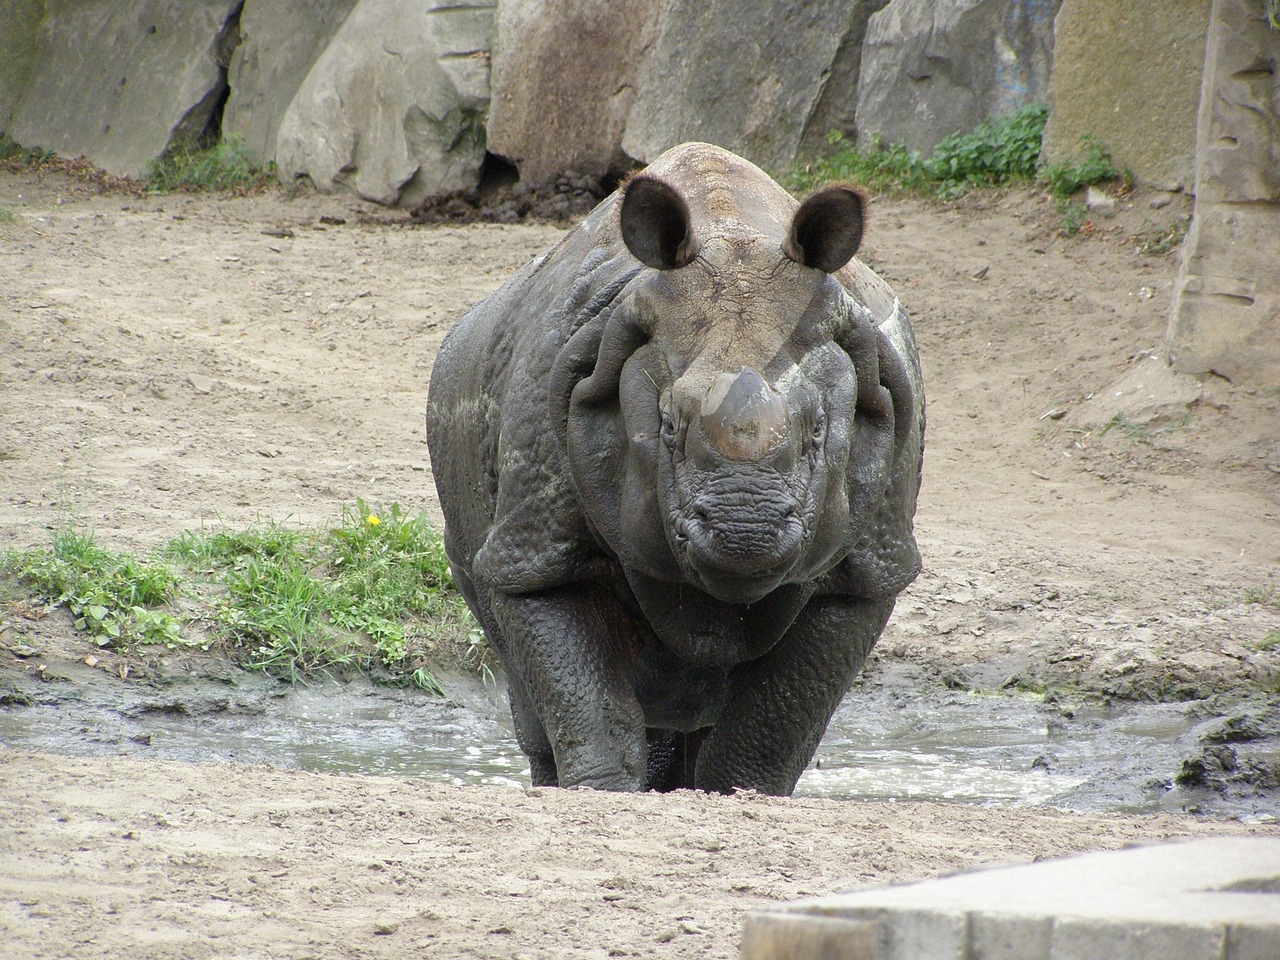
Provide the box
[742,839,1280,960]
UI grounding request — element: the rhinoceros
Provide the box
[426,142,922,795]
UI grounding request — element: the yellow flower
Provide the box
[366,514,381,526]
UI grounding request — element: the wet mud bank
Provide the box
[3,646,1276,821]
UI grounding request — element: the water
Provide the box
[799,690,1196,810]
[2,665,1276,819]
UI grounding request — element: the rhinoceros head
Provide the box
[554,152,913,607]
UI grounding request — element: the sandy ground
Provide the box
[2,167,1279,958]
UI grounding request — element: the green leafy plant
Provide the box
[2,528,186,648]
[790,103,1049,199]
[5,505,485,687]
[1042,134,1120,199]
[1055,198,1090,237]
[0,133,55,166]
[145,135,274,194]
[923,102,1049,196]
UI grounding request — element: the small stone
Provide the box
[1085,186,1116,211]
[188,374,216,394]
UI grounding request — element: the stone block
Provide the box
[221,0,359,164]
[855,0,1059,155]
[1048,917,1225,960]
[743,839,1280,960]
[1040,0,1209,190]
[740,912,878,960]
[274,0,494,207]
[6,0,244,178]
[968,914,1052,960]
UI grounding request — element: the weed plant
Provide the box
[145,135,274,194]
[1133,217,1191,256]
[790,102,1122,233]
[0,133,54,167]
[3,503,479,690]
[2,528,185,647]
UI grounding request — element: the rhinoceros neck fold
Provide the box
[624,568,813,667]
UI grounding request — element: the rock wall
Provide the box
[1166,0,1280,383]
[486,0,891,185]
[221,0,360,164]
[0,0,43,132]
[274,0,493,208]
[620,1,876,174]
[1040,0,1210,190]
[856,0,1059,154]
[6,0,243,178]
[485,0,664,186]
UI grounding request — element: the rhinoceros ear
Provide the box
[620,175,700,270]
[784,185,866,274]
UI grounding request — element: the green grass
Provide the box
[145,135,275,194]
[1133,217,1190,256]
[0,207,17,224]
[790,103,1122,232]
[3,502,480,690]
[2,528,185,648]
[0,133,54,166]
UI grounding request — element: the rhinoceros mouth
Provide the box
[686,562,796,606]
[674,516,806,604]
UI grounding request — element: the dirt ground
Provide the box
[2,166,1279,959]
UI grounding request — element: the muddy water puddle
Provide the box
[2,665,1276,820]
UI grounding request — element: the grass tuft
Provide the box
[0,133,55,167]
[145,135,275,194]
[790,103,1050,199]
[791,104,1124,241]
[3,503,483,689]
[2,528,185,648]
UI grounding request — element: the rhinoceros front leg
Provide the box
[490,585,648,791]
[695,596,896,796]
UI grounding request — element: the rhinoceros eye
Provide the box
[660,411,677,448]
[810,408,827,448]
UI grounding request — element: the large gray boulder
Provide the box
[486,0,664,185]
[275,0,493,207]
[797,0,893,157]
[0,0,43,132]
[621,1,877,176]
[1041,0,1208,190]
[855,0,1059,154]
[220,0,359,164]
[6,0,243,178]
[1167,0,1280,384]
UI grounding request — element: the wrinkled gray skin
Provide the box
[427,143,923,795]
